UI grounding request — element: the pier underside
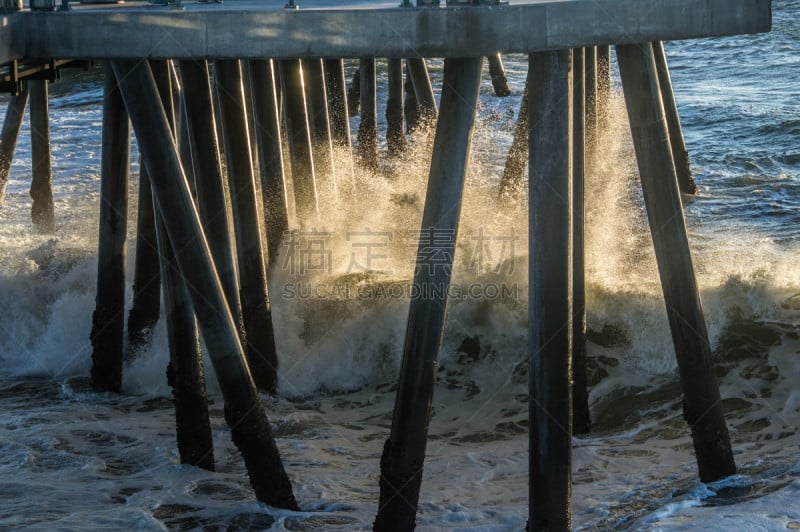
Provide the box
[0,0,772,63]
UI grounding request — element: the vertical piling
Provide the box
[178,60,241,314]
[127,166,161,350]
[324,58,351,148]
[584,47,598,150]
[152,59,216,469]
[29,80,55,233]
[90,66,130,394]
[528,49,573,531]
[156,219,216,471]
[241,62,263,190]
[404,62,420,133]
[215,59,280,394]
[0,82,29,203]
[497,80,529,200]
[615,43,735,483]
[112,59,298,510]
[375,56,483,530]
[357,57,379,171]
[249,59,290,267]
[596,45,611,125]
[652,41,698,195]
[572,49,591,435]
[406,58,437,127]
[302,58,336,194]
[386,58,408,155]
[347,66,360,117]
[278,59,319,222]
[487,53,511,97]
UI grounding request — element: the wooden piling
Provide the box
[357,57,379,171]
[215,59,280,394]
[615,43,735,483]
[487,53,511,97]
[597,45,611,125]
[406,58,437,127]
[347,66,360,117]
[248,59,290,267]
[572,49,591,435]
[156,218,216,471]
[528,49,573,531]
[323,58,351,148]
[386,58,408,155]
[153,61,177,130]
[278,59,319,222]
[241,62,263,191]
[177,92,197,197]
[128,66,169,355]
[497,80,529,200]
[89,66,130,394]
[111,59,298,510]
[127,166,161,351]
[29,80,55,234]
[0,82,29,203]
[151,59,216,469]
[177,60,241,314]
[584,47,598,150]
[652,41,698,195]
[404,62,420,134]
[302,58,336,194]
[172,61,195,194]
[374,56,483,531]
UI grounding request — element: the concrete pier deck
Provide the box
[0,0,771,63]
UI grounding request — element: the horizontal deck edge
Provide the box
[17,0,771,60]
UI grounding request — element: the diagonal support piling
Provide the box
[616,42,735,483]
[652,41,698,196]
[0,83,29,203]
[375,56,483,531]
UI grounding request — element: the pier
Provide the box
[0,0,772,529]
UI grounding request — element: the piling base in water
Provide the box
[374,439,424,531]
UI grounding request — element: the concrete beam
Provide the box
[20,0,770,60]
[0,15,24,64]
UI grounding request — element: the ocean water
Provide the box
[0,1,799,530]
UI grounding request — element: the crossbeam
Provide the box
[2,0,771,61]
